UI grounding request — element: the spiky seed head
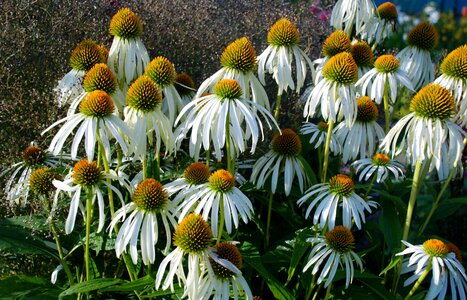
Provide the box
[126,75,162,112]
[29,168,58,195]
[72,160,102,186]
[220,37,257,73]
[356,96,379,123]
[209,242,243,280]
[69,39,106,72]
[209,170,236,193]
[271,128,302,156]
[80,90,115,117]
[83,63,117,94]
[214,79,242,100]
[407,21,438,51]
[184,162,211,185]
[325,226,355,253]
[22,146,45,167]
[322,30,351,58]
[175,73,196,96]
[440,44,467,80]
[267,18,300,47]
[372,153,390,166]
[378,2,398,21]
[132,178,168,212]
[329,174,354,197]
[317,122,329,132]
[350,41,374,68]
[109,8,143,39]
[322,52,358,84]
[423,239,449,257]
[409,83,455,120]
[145,56,176,87]
[173,213,212,254]
[374,54,400,73]
[446,243,462,262]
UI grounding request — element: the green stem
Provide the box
[323,283,332,300]
[364,173,378,198]
[402,159,424,242]
[85,187,93,282]
[404,262,432,300]
[96,131,115,217]
[265,192,274,248]
[305,275,317,300]
[142,158,148,180]
[42,195,74,286]
[154,152,161,181]
[383,80,391,133]
[393,159,424,294]
[205,149,210,168]
[417,166,456,237]
[321,120,335,182]
[274,93,282,122]
[416,157,432,196]
[217,196,225,244]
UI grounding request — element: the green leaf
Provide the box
[0,275,64,300]
[242,243,295,300]
[59,278,126,297]
[297,155,317,185]
[380,254,402,276]
[100,275,153,292]
[378,197,403,252]
[0,222,59,259]
[432,197,467,221]
[286,227,313,283]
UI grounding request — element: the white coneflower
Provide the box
[1,144,67,205]
[196,37,270,110]
[176,169,253,237]
[155,213,213,299]
[176,79,278,161]
[350,40,374,79]
[250,128,310,196]
[164,162,211,206]
[356,54,413,105]
[301,122,341,155]
[361,2,398,45]
[124,75,175,161]
[54,39,107,107]
[435,44,467,125]
[174,73,196,107]
[314,30,351,83]
[43,90,133,163]
[108,8,150,89]
[297,174,377,230]
[257,18,314,96]
[334,96,385,163]
[380,83,466,173]
[396,239,467,299]
[145,56,184,126]
[396,21,438,90]
[198,242,253,300]
[52,160,126,234]
[352,152,404,182]
[304,52,359,127]
[109,178,177,265]
[67,63,125,116]
[303,226,363,288]
[330,0,378,37]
